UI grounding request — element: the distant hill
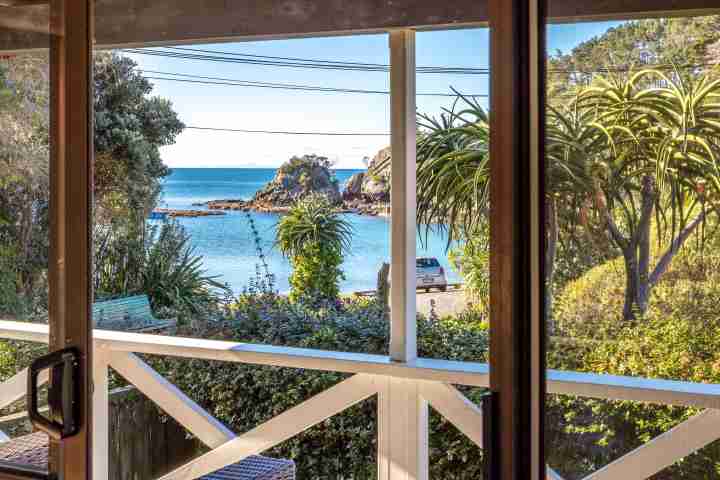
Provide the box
[549,17,720,95]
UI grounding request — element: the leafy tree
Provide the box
[0,52,184,315]
[558,68,720,319]
[93,53,184,222]
[415,94,591,326]
[276,194,353,303]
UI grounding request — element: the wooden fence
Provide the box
[0,386,200,480]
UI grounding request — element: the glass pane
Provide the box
[414,27,489,478]
[0,6,52,475]
[544,14,720,479]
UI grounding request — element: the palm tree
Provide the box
[415,93,591,326]
[415,67,720,322]
[573,68,720,319]
[276,194,353,303]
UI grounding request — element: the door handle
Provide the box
[27,348,81,440]
[482,391,499,480]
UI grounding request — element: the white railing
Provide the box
[2,320,720,480]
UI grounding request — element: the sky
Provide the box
[123,21,622,169]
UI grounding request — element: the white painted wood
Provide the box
[418,381,483,448]
[159,374,381,480]
[583,409,720,480]
[0,367,48,410]
[109,351,236,448]
[389,29,417,363]
[0,319,48,343]
[93,347,111,480]
[547,369,720,409]
[386,377,428,480]
[5,321,720,408]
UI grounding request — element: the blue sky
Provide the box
[124,21,622,169]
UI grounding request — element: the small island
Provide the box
[204,150,391,216]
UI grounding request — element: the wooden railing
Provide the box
[2,319,720,480]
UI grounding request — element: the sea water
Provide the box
[158,168,460,294]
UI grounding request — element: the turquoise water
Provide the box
[158,168,459,294]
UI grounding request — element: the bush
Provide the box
[151,295,488,479]
[276,195,353,304]
[94,220,229,323]
[549,239,720,479]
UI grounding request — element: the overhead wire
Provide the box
[184,126,389,136]
[138,69,488,97]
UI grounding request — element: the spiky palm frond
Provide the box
[276,194,354,258]
[416,93,490,246]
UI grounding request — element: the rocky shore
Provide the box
[154,208,226,218]
[201,150,392,217]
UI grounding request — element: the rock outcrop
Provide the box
[206,154,342,213]
[252,154,341,208]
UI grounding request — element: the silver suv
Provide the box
[416,257,448,292]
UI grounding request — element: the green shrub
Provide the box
[94,220,229,323]
[276,195,353,304]
[150,296,488,479]
[549,239,720,479]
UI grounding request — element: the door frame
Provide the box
[48,0,94,478]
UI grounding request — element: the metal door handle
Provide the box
[27,348,81,440]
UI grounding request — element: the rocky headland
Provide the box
[204,150,391,216]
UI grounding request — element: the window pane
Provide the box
[0,9,52,475]
[544,13,720,479]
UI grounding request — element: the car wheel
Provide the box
[440,286,447,292]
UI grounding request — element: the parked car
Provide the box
[416,257,448,292]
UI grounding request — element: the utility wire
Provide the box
[139,69,488,97]
[185,126,389,136]
[124,46,720,76]
[122,48,489,74]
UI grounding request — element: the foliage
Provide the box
[93,53,184,218]
[448,224,490,310]
[94,220,229,322]
[0,53,184,317]
[276,194,353,303]
[415,93,490,246]
[150,295,488,480]
[556,68,720,319]
[549,239,720,478]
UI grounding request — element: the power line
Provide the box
[185,126,389,136]
[121,48,489,75]
[123,45,720,77]
[139,69,488,97]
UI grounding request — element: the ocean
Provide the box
[158,168,460,294]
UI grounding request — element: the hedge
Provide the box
[548,240,720,479]
[149,296,488,479]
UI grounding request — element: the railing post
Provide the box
[378,377,428,480]
[389,28,417,363]
[92,346,110,480]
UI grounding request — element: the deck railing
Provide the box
[2,319,720,480]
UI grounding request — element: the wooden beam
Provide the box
[0,4,55,35]
[1,0,719,52]
[48,0,93,477]
[488,0,545,478]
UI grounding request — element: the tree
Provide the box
[415,94,591,327]
[276,194,353,303]
[565,68,720,319]
[93,53,184,222]
[0,52,184,314]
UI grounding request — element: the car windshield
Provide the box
[416,258,440,268]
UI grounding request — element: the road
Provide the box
[415,289,469,318]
